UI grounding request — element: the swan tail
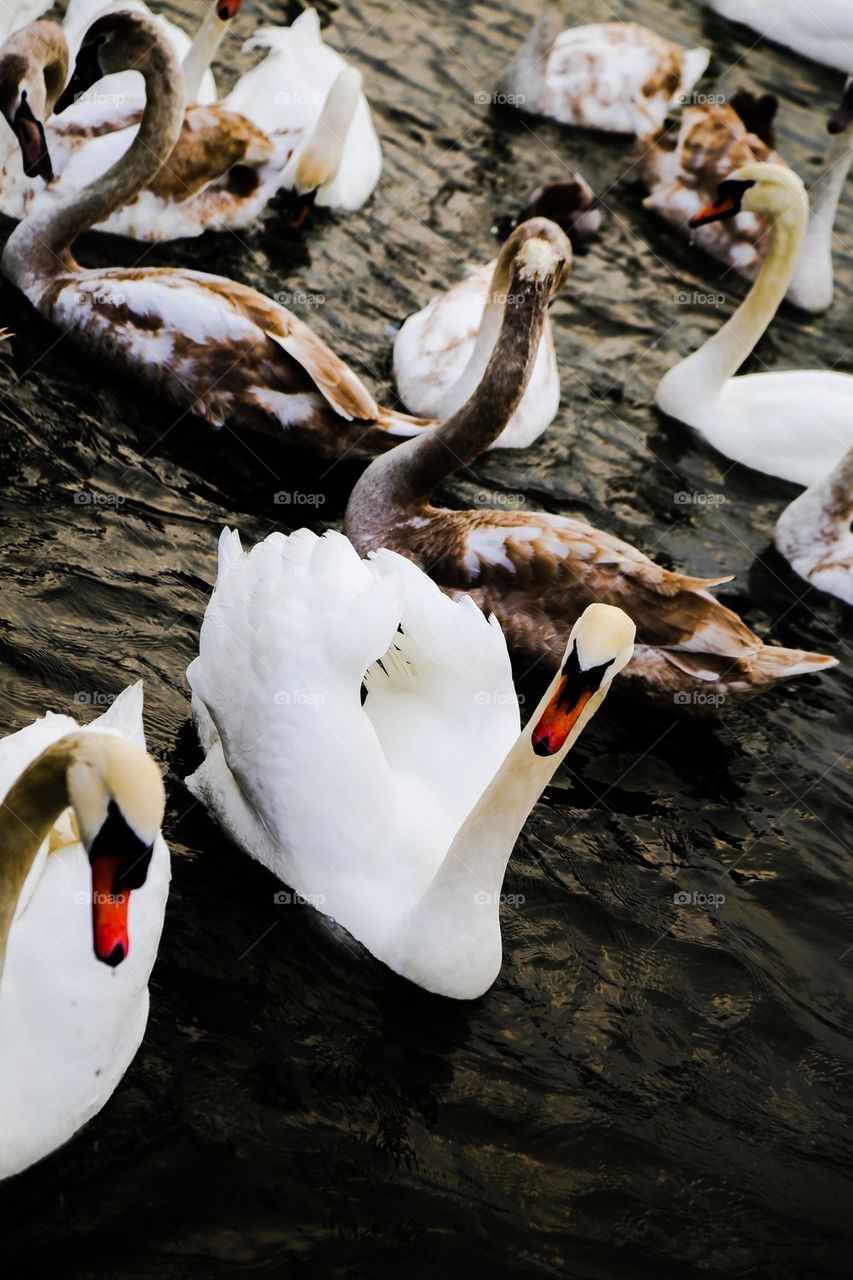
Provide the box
[748,645,838,685]
[86,681,146,749]
[242,10,322,56]
[373,407,438,439]
[679,47,711,98]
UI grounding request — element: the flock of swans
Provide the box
[0,0,850,1179]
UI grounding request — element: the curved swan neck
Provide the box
[5,25,183,278]
[674,194,808,397]
[440,221,557,415]
[181,7,229,102]
[347,247,558,539]
[412,673,608,914]
[795,129,853,266]
[286,67,360,194]
[0,739,74,982]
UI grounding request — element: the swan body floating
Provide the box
[224,9,382,214]
[500,6,709,137]
[656,164,853,485]
[347,222,837,711]
[0,683,169,1180]
[641,95,782,280]
[775,448,853,605]
[641,89,853,312]
[186,527,634,999]
[393,220,568,451]
[708,0,853,73]
[0,11,431,458]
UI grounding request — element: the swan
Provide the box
[641,91,853,312]
[775,447,853,605]
[0,682,169,1179]
[0,10,433,459]
[656,164,853,486]
[500,3,709,136]
[346,224,837,711]
[0,8,319,240]
[222,8,382,217]
[707,0,853,73]
[393,219,568,451]
[186,526,634,999]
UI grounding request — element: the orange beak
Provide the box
[216,0,242,18]
[531,676,595,757]
[90,855,131,967]
[689,195,738,228]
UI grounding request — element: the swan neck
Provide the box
[807,129,853,228]
[181,8,227,102]
[419,677,609,907]
[346,265,553,541]
[0,742,72,983]
[5,34,183,275]
[679,200,807,395]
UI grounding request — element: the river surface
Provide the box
[0,1,852,1276]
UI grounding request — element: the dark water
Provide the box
[1,0,852,1275]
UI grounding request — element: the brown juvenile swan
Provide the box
[0,10,431,459]
[345,227,837,713]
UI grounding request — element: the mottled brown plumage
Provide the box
[1,12,430,459]
[640,95,784,277]
[347,225,836,714]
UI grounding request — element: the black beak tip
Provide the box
[100,942,127,968]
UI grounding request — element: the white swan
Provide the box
[500,4,709,136]
[708,0,853,73]
[775,448,853,605]
[0,683,169,1180]
[393,219,568,451]
[656,164,853,486]
[223,8,382,215]
[186,529,634,1000]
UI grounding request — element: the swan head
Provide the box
[829,74,853,135]
[688,163,807,229]
[63,733,165,967]
[216,0,243,18]
[530,604,635,757]
[0,22,68,180]
[54,10,179,116]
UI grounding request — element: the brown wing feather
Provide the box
[147,105,275,200]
